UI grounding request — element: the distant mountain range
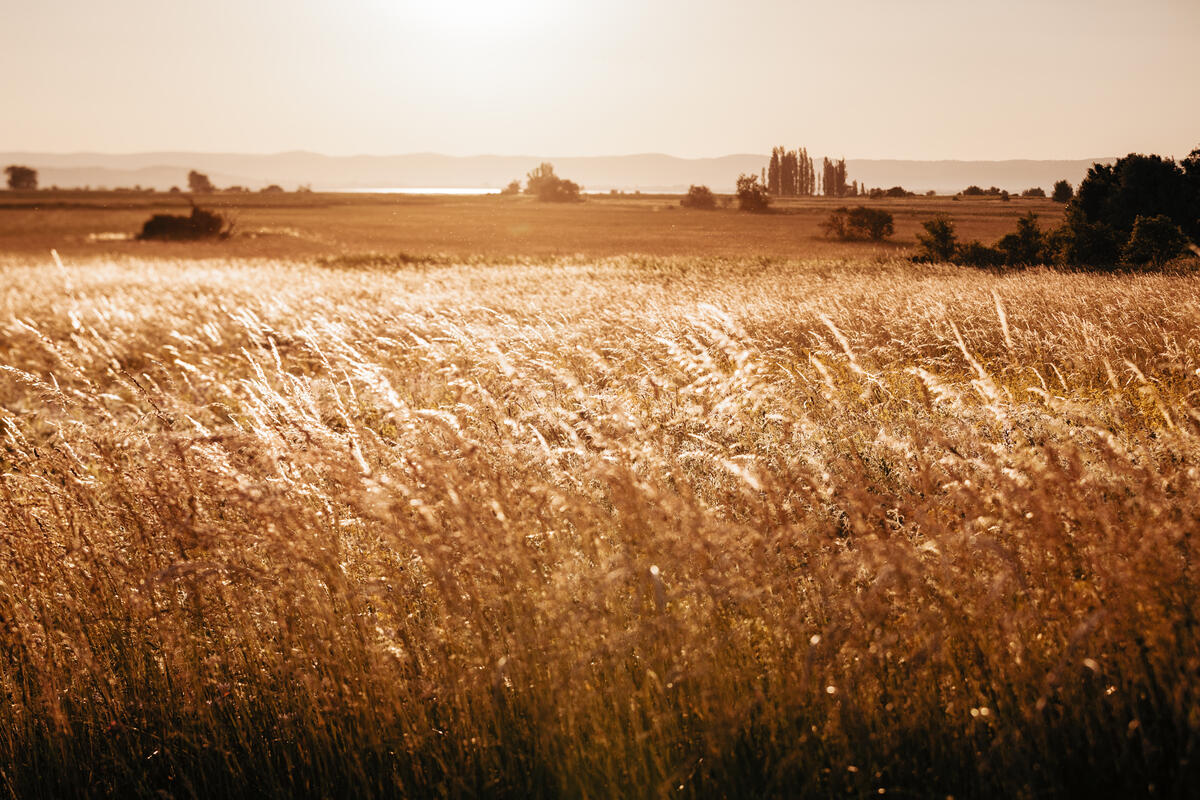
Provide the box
[0,151,1114,195]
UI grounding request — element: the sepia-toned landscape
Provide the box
[3,1,1200,798]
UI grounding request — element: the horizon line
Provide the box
[0,148,1126,163]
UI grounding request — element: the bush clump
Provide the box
[523,163,581,202]
[735,173,770,212]
[821,206,894,241]
[138,206,233,241]
[915,213,1053,268]
[914,216,958,262]
[680,185,717,210]
[1121,214,1189,268]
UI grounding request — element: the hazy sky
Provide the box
[2,0,1198,159]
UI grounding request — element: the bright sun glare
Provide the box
[382,0,555,35]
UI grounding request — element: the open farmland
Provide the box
[0,247,1198,797]
[0,190,1065,260]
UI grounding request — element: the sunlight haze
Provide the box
[1,0,1198,158]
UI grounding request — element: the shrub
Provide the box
[1052,180,1074,203]
[995,212,1047,265]
[821,208,849,239]
[260,184,284,193]
[1055,206,1122,266]
[1121,214,1189,268]
[735,173,769,212]
[869,186,911,199]
[525,163,582,202]
[852,207,894,240]
[956,240,1006,267]
[680,185,717,209]
[138,206,233,241]
[914,216,958,261]
[1021,187,1046,198]
[962,185,985,197]
[500,180,522,196]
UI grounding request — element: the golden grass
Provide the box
[0,252,1197,798]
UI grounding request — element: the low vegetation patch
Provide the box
[820,205,894,241]
[137,205,233,241]
[680,184,717,209]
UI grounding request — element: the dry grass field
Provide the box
[0,191,1064,260]
[0,197,1197,798]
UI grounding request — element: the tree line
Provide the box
[766,147,855,197]
[914,148,1200,270]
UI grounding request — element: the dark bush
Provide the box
[1052,180,1074,203]
[735,173,769,212]
[1059,151,1200,267]
[260,184,284,193]
[524,163,582,202]
[138,206,232,241]
[1075,154,1199,241]
[1021,187,1046,198]
[823,206,894,241]
[869,186,912,199]
[1055,206,1122,266]
[996,212,1048,265]
[821,208,849,239]
[914,216,958,262]
[680,185,717,209]
[1121,214,1189,268]
[962,185,985,197]
[956,240,1006,267]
